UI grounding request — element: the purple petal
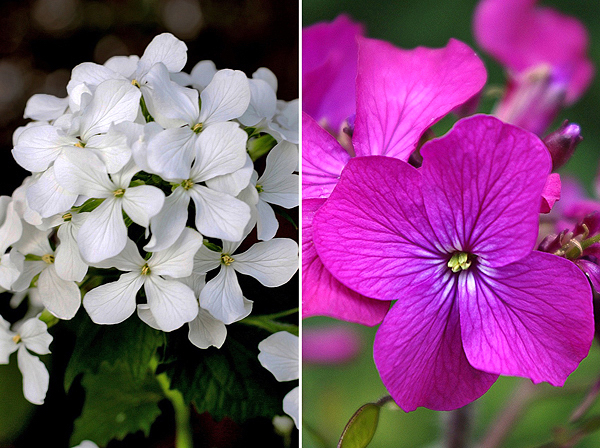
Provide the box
[302,15,364,131]
[577,259,600,294]
[473,0,593,103]
[302,198,389,326]
[353,37,486,160]
[313,156,444,301]
[302,325,362,364]
[540,173,561,214]
[374,271,497,411]
[302,113,351,200]
[420,115,550,267]
[460,251,593,385]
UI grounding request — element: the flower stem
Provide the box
[446,404,472,448]
[570,375,600,423]
[152,357,193,448]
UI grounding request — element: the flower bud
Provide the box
[543,120,583,170]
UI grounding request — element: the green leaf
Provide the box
[338,403,381,448]
[160,327,283,422]
[65,314,165,390]
[70,361,163,446]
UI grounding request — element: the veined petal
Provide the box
[11,260,45,292]
[190,122,248,182]
[24,94,69,121]
[80,79,141,140]
[19,318,52,356]
[313,156,442,300]
[145,127,196,180]
[353,37,487,160]
[205,155,254,197]
[420,115,550,267]
[187,307,227,349]
[12,124,73,172]
[149,228,203,278]
[0,200,23,254]
[258,331,298,381]
[85,127,132,174]
[122,185,165,228]
[234,239,298,287]
[238,78,277,126]
[192,244,222,275]
[17,345,49,405]
[55,223,88,282]
[144,276,198,332]
[0,253,22,290]
[374,271,497,411]
[77,198,127,263]
[144,188,191,253]
[26,167,78,218]
[259,141,299,208]
[38,265,81,320]
[67,62,121,96]
[303,198,389,325]
[83,272,144,325]
[256,199,278,241]
[190,185,251,242]
[54,150,114,198]
[199,266,246,325]
[139,33,188,73]
[460,252,593,386]
[91,238,145,271]
[104,55,139,78]
[302,113,350,199]
[283,387,299,429]
[198,69,251,124]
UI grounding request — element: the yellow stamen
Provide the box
[141,264,151,276]
[221,254,234,266]
[42,254,55,264]
[191,123,203,133]
[181,179,194,190]
[62,212,72,222]
[255,184,264,193]
[131,79,141,88]
[74,141,84,148]
[114,188,126,198]
[447,252,472,272]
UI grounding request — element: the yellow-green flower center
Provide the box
[62,212,72,222]
[181,179,194,190]
[131,79,141,88]
[191,123,203,134]
[447,252,472,273]
[42,254,55,264]
[74,141,85,148]
[12,334,21,344]
[221,254,234,266]
[141,264,151,276]
[114,188,126,198]
[256,184,264,193]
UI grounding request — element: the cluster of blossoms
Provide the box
[0,32,299,415]
[303,0,596,412]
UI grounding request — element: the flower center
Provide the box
[42,254,55,264]
[62,212,72,222]
[131,79,141,88]
[181,179,194,190]
[255,184,264,193]
[447,251,474,273]
[141,263,151,276]
[12,334,21,344]
[191,123,203,134]
[113,188,126,198]
[74,141,85,148]
[221,254,234,266]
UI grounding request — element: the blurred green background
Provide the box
[303,1,600,447]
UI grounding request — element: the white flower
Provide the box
[193,238,298,324]
[0,197,23,289]
[83,228,203,331]
[258,331,299,428]
[0,315,52,405]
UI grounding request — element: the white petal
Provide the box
[77,198,127,263]
[0,318,18,364]
[38,265,81,319]
[83,272,144,325]
[257,331,298,381]
[190,122,248,181]
[253,67,278,93]
[144,276,198,332]
[199,266,246,325]
[90,237,145,271]
[142,63,199,128]
[19,318,52,355]
[139,33,188,73]
[174,271,206,297]
[190,186,250,241]
[136,304,161,330]
[17,345,49,405]
[55,223,88,282]
[256,199,278,241]
[238,79,277,126]
[205,154,254,196]
[188,307,227,349]
[13,222,51,256]
[0,200,23,253]
[26,166,78,218]
[24,94,69,121]
[122,185,165,228]
[146,127,196,180]
[198,69,251,124]
[192,244,221,274]
[144,188,190,253]
[12,125,72,172]
[11,260,45,292]
[85,126,132,174]
[80,79,141,140]
[104,55,140,78]
[54,150,114,197]
[189,60,217,90]
[234,239,298,287]
[67,62,121,96]
[0,252,22,290]
[283,387,299,428]
[149,228,203,278]
[259,141,298,200]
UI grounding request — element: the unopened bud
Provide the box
[543,120,582,170]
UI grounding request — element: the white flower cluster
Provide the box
[0,33,299,404]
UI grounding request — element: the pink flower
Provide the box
[313,115,594,411]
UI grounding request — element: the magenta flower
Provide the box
[313,115,594,411]
[302,14,364,132]
[474,0,594,134]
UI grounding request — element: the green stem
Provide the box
[153,358,193,448]
[39,309,59,329]
[582,233,600,251]
[238,316,298,335]
[258,308,299,320]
